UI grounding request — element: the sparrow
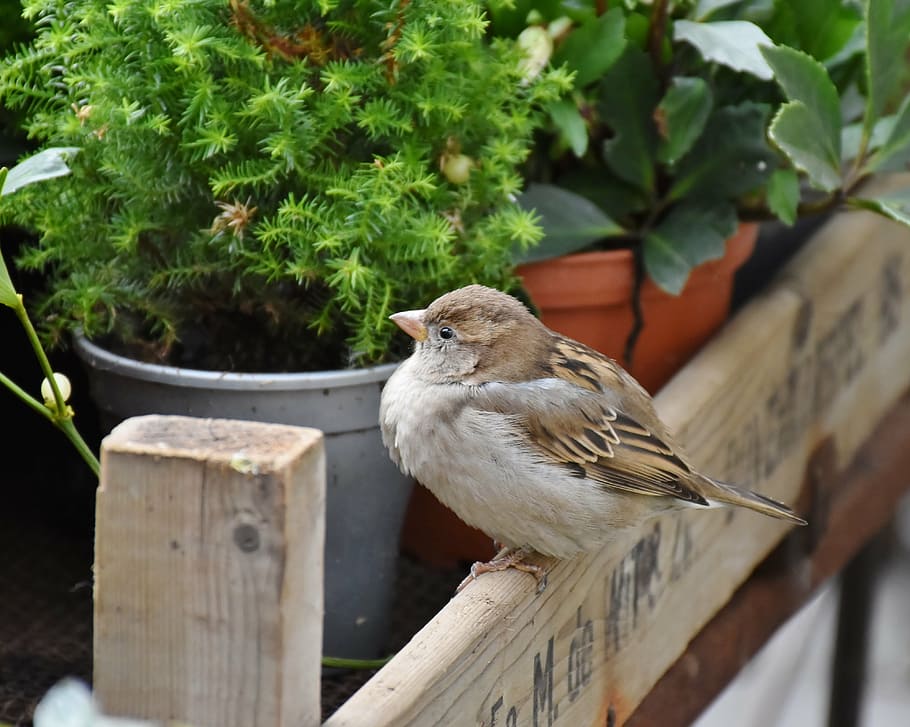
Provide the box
[379,284,805,592]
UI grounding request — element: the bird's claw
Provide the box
[454,547,547,594]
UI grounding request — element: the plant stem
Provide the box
[58,418,101,477]
[0,369,55,422]
[648,0,670,83]
[11,294,101,477]
[321,654,394,670]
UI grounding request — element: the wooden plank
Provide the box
[93,415,325,727]
[325,200,910,727]
[626,392,910,726]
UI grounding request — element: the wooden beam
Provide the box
[93,415,325,727]
[325,196,910,726]
[626,392,910,727]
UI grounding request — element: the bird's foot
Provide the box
[456,546,547,594]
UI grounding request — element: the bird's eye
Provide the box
[439,326,456,340]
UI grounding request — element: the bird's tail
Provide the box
[699,475,807,525]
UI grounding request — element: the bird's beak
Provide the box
[390,309,428,342]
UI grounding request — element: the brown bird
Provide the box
[379,284,805,591]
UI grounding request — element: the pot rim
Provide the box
[72,331,402,390]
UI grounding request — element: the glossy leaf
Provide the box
[513,183,623,264]
[548,99,588,157]
[0,251,16,308]
[865,94,910,173]
[849,188,910,227]
[673,20,774,80]
[643,202,738,295]
[864,0,910,139]
[769,102,842,191]
[553,8,626,89]
[693,0,743,20]
[598,46,659,193]
[1,147,80,196]
[842,115,895,161]
[767,168,800,226]
[762,0,862,62]
[656,77,713,165]
[0,166,16,307]
[761,45,842,163]
[669,102,775,202]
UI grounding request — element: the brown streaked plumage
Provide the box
[379,284,805,591]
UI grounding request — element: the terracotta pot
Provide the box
[516,222,758,394]
[399,223,757,568]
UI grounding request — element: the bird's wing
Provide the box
[475,337,710,506]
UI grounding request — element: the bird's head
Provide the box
[390,284,552,385]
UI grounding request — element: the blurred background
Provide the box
[696,494,910,727]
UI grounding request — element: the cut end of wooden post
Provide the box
[102,414,323,472]
[95,414,325,727]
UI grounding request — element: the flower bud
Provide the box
[517,26,553,85]
[41,372,72,406]
[442,154,473,184]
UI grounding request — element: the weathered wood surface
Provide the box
[627,392,910,726]
[94,415,325,727]
[325,202,910,727]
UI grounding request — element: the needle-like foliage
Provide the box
[0,0,569,370]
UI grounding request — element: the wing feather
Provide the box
[474,336,711,507]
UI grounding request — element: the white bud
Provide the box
[442,154,473,185]
[517,26,553,85]
[41,372,72,406]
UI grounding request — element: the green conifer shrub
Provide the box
[0,0,569,370]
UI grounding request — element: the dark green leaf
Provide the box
[656,77,713,166]
[767,168,800,225]
[548,99,588,158]
[763,0,862,62]
[842,115,895,161]
[513,183,624,264]
[644,202,738,294]
[1,147,81,196]
[598,46,660,193]
[693,0,744,21]
[0,251,16,308]
[864,0,910,139]
[761,45,842,163]
[768,101,842,191]
[553,8,626,88]
[866,94,910,172]
[848,187,910,226]
[824,18,866,68]
[0,170,16,304]
[553,168,648,223]
[669,102,776,201]
[673,20,774,79]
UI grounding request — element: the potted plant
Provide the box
[401,0,910,567]
[498,0,910,390]
[0,0,567,660]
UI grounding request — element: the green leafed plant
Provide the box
[0,0,569,371]
[0,147,99,476]
[495,0,910,296]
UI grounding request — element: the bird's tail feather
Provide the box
[702,477,807,525]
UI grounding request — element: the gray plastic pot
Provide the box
[74,333,414,661]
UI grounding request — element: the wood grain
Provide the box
[93,415,325,727]
[326,202,910,726]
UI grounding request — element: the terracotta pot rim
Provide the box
[516,222,757,309]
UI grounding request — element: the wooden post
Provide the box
[93,415,324,727]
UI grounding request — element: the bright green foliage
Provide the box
[499,0,910,296]
[0,0,568,370]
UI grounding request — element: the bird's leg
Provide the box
[456,545,547,594]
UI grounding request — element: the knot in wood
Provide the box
[233,523,261,552]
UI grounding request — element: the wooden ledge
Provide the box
[326,200,910,727]
[627,391,910,726]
